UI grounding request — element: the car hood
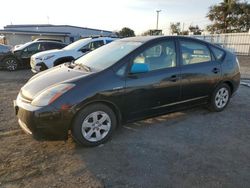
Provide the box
[21,64,92,100]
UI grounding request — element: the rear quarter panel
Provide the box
[220,52,240,93]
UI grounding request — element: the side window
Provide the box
[81,43,89,50]
[22,43,40,58]
[39,43,47,51]
[210,46,225,61]
[106,40,113,44]
[26,43,40,52]
[132,40,176,71]
[89,40,105,50]
[47,43,64,50]
[180,40,211,65]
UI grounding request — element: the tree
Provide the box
[118,27,135,38]
[188,25,202,35]
[170,22,181,35]
[180,30,189,35]
[207,0,250,33]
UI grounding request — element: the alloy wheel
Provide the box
[5,59,17,71]
[215,87,229,109]
[81,111,111,142]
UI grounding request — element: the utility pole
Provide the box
[156,10,161,30]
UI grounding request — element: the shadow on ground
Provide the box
[74,86,250,188]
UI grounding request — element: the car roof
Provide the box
[84,36,115,40]
[32,40,64,44]
[14,40,65,51]
[119,35,212,44]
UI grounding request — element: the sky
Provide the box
[0,0,248,35]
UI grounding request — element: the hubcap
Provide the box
[81,111,111,142]
[5,59,17,71]
[215,87,229,109]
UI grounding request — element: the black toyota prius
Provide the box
[14,36,240,146]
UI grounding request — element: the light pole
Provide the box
[156,10,161,30]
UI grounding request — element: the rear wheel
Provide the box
[4,57,18,71]
[71,104,117,146]
[209,83,231,112]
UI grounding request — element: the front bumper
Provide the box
[30,58,48,73]
[14,95,72,140]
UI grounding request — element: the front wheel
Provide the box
[4,57,18,71]
[71,104,117,146]
[209,83,231,112]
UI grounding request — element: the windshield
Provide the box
[75,41,142,71]
[63,38,91,50]
[14,42,32,51]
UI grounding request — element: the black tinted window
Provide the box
[89,40,105,50]
[26,43,40,52]
[106,40,113,44]
[180,40,211,65]
[47,43,65,49]
[211,46,225,61]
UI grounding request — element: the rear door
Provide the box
[124,39,181,120]
[178,39,221,102]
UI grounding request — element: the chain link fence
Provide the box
[191,33,250,56]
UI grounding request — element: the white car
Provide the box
[30,37,116,73]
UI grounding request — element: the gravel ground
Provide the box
[0,56,249,188]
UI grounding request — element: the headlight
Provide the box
[31,83,75,107]
[43,55,55,61]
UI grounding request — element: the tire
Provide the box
[208,83,231,112]
[3,57,18,71]
[71,103,117,146]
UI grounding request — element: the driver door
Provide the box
[21,43,41,64]
[124,39,181,121]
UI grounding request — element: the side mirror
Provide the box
[130,63,149,74]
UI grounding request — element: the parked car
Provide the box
[33,38,63,43]
[0,44,12,67]
[0,41,66,71]
[14,36,240,146]
[30,37,116,73]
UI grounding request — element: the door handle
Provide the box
[212,68,220,74]
[170,75,177,82]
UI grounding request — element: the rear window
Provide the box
[210,46,225,61]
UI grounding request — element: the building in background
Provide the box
[0,24,116,46]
